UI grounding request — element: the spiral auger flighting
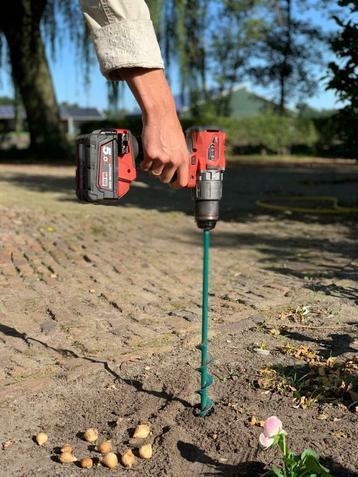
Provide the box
[197,344,214,416]
[196,230,214,417]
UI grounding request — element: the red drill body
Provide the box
[76,127,226,229]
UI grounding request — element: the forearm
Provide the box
[120,69,176,124]
[120,69,188,187]
[80,1,189,187]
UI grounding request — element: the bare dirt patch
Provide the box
[0,161,357,476]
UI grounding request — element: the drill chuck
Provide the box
[194,170,223,231]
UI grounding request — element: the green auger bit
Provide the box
[196,230,214,417]
[197,344,214,416]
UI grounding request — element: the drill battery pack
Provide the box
[76,129,137,202]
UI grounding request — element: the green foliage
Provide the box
[327,0,358,157]
[236,112,317,153]
[209,0,265,116]
[192,112,317,153]
[266,433,331,477]
[250,0,331,111]
[175,0,209,114]
[81,111,319,155]
[0,96,15,105]
[327,0,358,108]
[313,109,358,158]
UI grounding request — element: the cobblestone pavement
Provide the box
[0,162,357,399]
[0,162,357,476]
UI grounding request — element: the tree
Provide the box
[209,0,264,116]
[0,0,74,154]
[327,0,358,109]
[327,0,358,157]
[159,0,265,116]
[250,0,329,112]
[162,0,210,115]
[0,0,209,152]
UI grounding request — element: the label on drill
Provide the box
[208,136,219,162]
[99,142,113,191]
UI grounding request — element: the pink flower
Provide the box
[259,416,283,449]
[259,433,274,449]
[263,416,283,437]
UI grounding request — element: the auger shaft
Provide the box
[200,229,213,416]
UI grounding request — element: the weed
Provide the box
[256,355,358,408]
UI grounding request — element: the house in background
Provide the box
[220,85,274,118]
[0,105,21,132]
[0,105,104,135]
[59,106,104,134]
[176,84,275,118]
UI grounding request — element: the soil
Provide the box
[0,160,357,477]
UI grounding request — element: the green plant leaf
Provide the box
[291,452,301,463]
[301,451,331,477]
[268,466,285,477]
[301,449,320,461]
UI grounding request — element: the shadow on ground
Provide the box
[3,163,358,221]
[280,328,358,357]
[177,441,358,477]
[177,440,265,476]
[2,163,358,296]
[0,323,191,409]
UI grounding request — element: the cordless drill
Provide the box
[76,127,226,230]
[76,126,225,416]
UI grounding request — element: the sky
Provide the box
[0,1,349,112]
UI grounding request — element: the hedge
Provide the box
[79,110,356,158]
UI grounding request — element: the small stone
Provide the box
[253,348,271,356]
[2,439,15,450]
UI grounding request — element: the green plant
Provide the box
[236,112,318,153]
[260,416,331,477]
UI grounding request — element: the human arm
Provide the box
[120,68,189,186]
[80,0,189,186]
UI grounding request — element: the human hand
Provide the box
[121,68,189,188]
[141,110,189,187]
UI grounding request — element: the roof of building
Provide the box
[228,86,274,118]
[59,106,103,120]
[0,105,18,119]
[176,84,278,118]
[0,105,103,120]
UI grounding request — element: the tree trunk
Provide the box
[279,70,286,113]
[279,0,292,114]
[13,81,23,133]
[1,0,68,155]
[184,0,207,116]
